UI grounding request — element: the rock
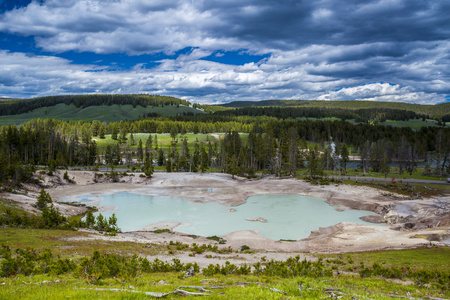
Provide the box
[246,217,267,223]
[229,208,236,212]
[427,234,441,241]
[403,222,415,229]
[384,211,399,224]
[360,215,385,223]
[183,266,196,278]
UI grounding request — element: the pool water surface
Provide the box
[62,193,377,240]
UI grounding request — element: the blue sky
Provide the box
[0,0,449,104]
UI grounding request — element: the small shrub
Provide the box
[206,235,227,244]
[153,228,171,234]
[240,245,250,252]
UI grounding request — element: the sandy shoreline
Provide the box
[2,171,449,256]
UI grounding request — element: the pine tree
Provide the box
[85,210,95,228]
[36,188,52,210]
[107,213,119,233]
[166,157,172,172]
[143,154,154,177]
[95,214,107,231]
[42,204,66,227]
[137,139,144,164]
[200,145,208,172]
[129,133,136,146]
[307,145,323,179]
[98,124,106,139]
[157,148,165,166]
[111,124,118,140]
[340,144,350,174]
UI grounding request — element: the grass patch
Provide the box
[0,227,449,299]
[94,132,249,152]
[0,228,163,257]
[319,248,450,273]
[0,267,448,299]
[0,198,28,215]
[383,118,449,130]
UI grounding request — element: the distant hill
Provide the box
[219,100,450,118]
[0,94,205,125]
[0,94,192,116]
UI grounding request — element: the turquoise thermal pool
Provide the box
[62,193,377,240]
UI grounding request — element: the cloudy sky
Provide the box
[0,0,449,104]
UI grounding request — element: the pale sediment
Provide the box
[2,170,449,254]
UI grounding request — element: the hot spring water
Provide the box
[61,193,377,240]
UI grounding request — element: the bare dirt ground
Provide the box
[2,170,449,266]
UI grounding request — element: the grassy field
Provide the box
[4,271,448,299]
[383,118,449,129]
[0,225,449,299]
[0,103,204,126]
[94,132,249,151]
[319,248,450,273]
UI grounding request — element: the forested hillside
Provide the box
[213,106,430,124]
[219,99,450,118]
[0,103,205,126]
[0,95,204,125]
[0,94,192,116]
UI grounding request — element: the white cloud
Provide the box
[0,0,246,54]
[0,0,449,103]
[317,83,445,104]
[2,0,446,55]
[1,50,445,104]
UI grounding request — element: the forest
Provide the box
[212,106,431,123]
[0,103,449,189]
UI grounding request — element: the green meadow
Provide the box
[0,225,448,300]
[94,132,249,151]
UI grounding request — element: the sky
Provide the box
[0,0,449,104]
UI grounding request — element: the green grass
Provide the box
[0,198,26,215]
[94,132,249,151]
[383,118,449,129]
[320,248,450,273]
[0,254,448,299]
[0,103,205,126]
[0,228,164,257]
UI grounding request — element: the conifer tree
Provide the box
[143,153,154,177]
[36,188,52,210]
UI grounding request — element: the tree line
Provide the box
[1,116,449,189]
[218,99,450,118]
[214,106,432,123]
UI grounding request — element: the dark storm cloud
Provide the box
[2,0,448,53]
[201,0,450,49]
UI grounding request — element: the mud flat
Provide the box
[2,171,449,255]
